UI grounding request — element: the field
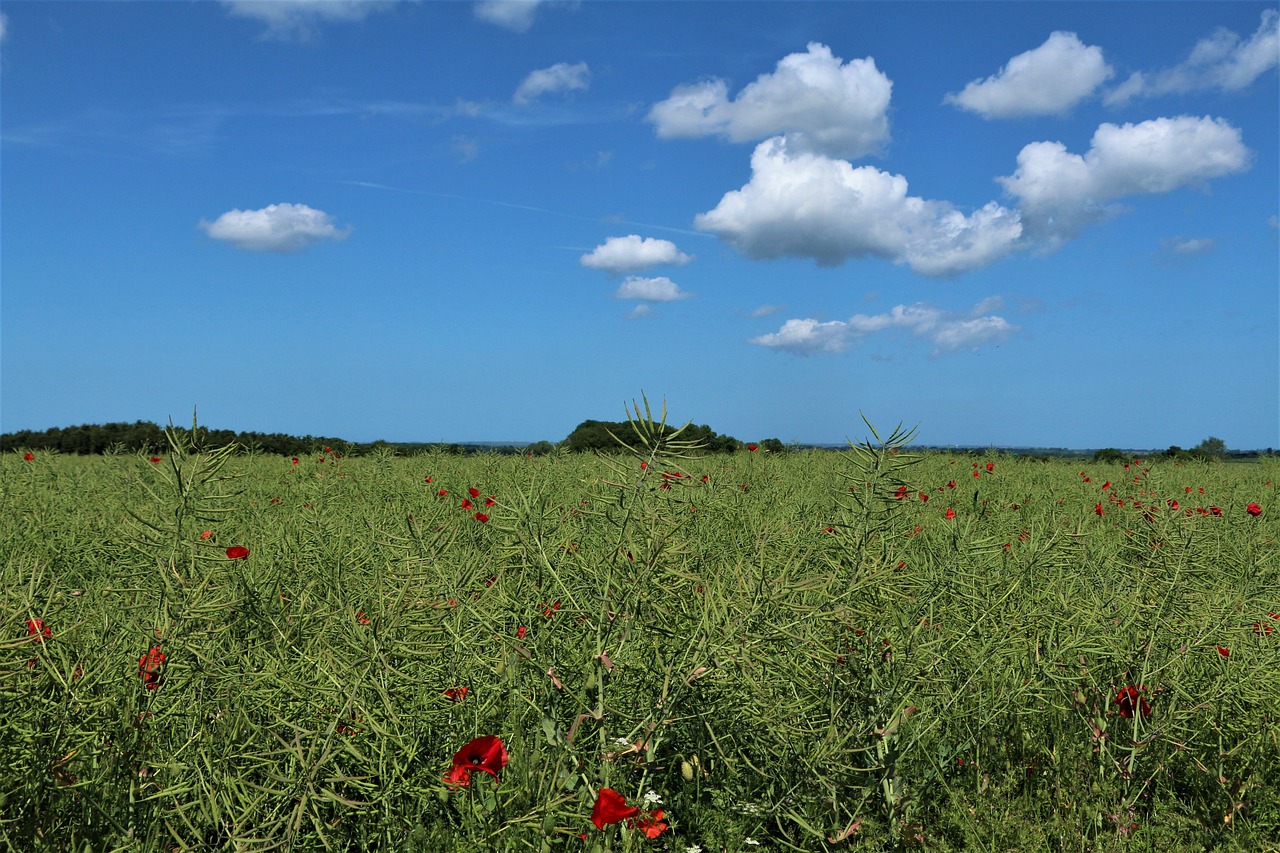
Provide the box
[3,419,1278,852]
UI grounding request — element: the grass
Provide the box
[2,417,1278,852]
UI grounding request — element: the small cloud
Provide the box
[474,0,544,32]
[648,42,892,159]
[751,304,785,318]
[451,134,479,163]
[1268,214,1279,229]
[945,32,1113,118]
[626,304,653,319]
[199,202,350,252]
[1169,236,1215,255]
[614,276,691,302]
[1,12,9,43]
[581,234,692,275]
[223,0,394,40]
[1104,10,1279,104]
[750,299,1015,356]
[514,61,590,105]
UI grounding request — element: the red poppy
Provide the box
[424,475,433,483]
[23,453,34,461]
[1101,481,1110,490]
[629,810,668,838]
[1113,686,1150,719]
[291,457,299,465]
[356,611,371,624]
[639,462,647,470]
[225,545,250,560]
[474,512,489,522]
[149,456,162,463]
[747,443,758,452]
[918,493,929,501]
[1246,503,1262,517]
[139,646,165,690]
[444,735,508,786]
[1167,500,1179,510]
[944,508,956,520]
[469,487,480,499]
[461,498,473,509]
[26,618,52,639]
[443,686,469,702]
[986,462,994,472]
[1094,504,1104,516]
[517,625,528,639]
[1217,645,1230,658]
[591,788,639,830]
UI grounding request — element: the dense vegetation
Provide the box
[3,411,1277,851]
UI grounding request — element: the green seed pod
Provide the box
[680,759,694,782]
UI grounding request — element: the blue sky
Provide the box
[2,1,1277,449]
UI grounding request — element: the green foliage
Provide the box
[3,419,1278,851]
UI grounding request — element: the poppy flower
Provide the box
[944,508,956,520]
[461,498,473,509]
[1217,645,1230,658]
[1113,686,1150,719]
[225,546,250,560]
[444,735,508,786]
[747,443,758,452]
[591,788,639,830]
[424,475,433,483]
[485,495,496,507]
[1246,503,1262,517]
[291,457,299,465]
[23,453,34,461]
[1094,504,1104,516]
[200,530,213,539]
[629,810,668,838]
[474,512,489,523]
[986,462,994,472]
[139,646,165,690]
[468,487,480,499]
[356,611,371,624]
[26,619,52,639]
[516,625,528,639]
[149,456,162,463]
[443,686,469,702]
[1209,506,1222,516]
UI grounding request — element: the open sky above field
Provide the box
[2,1,1277,450]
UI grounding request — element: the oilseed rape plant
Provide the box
[2,408,1278,851]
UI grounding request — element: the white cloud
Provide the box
[695,136,1022,276]
[614,276,691,302]
[223,1,393,40]
[1105,10,1279,104]
[474,0,543,32]
[514,62,590,104]
[999,115,1252,243]
[580,235,692,274]
[1,12,8,43]
[750,300,1015,356]
[751,304,784,318]
[945,32,1113,118]
[199,203,350,252]
[647,42,892,159]
[1169,236,1215,255]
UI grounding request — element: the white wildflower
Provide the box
[643,790,664,806]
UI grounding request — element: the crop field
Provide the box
[3,418,1278,852]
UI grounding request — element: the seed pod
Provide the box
[680,759,694,782]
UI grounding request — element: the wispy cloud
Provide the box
[514,61,590,104]
[1105,10,1279,104]
[750,299,1016,356]
[474,0,545,32]
[223,1,397,41]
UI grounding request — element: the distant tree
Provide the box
[1190,436,1227,460]
[1093,448,1126,463]
[760,438,785,453]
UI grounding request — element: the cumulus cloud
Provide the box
[614,276,691,302]
[580,235,692,275]
[199,203,350,252]
[945,32,1113,118]
[647,42,892,159]
[223,1,393,40]
[1105,10,1279,104]
[750,299,1015,356]
[998,115,1252,243]
[695,136,1022,276]
[514,61,590,104]
[474,0,543,32]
